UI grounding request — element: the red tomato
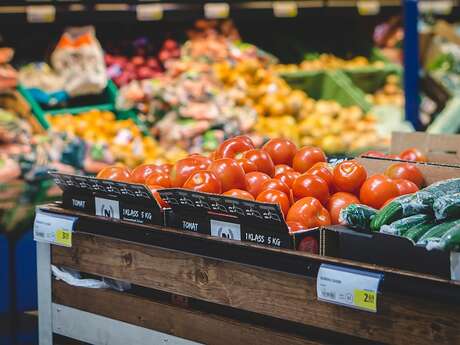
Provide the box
[183,171,222,194]
[359,174,400,209]
[147,185,168,209]
[286,221,305,233]
[96,166,131,182]
[170,157,211,187]
[386,154,401,160]
[292,174,330,205]
[394,179,419,195]
[145,172,171,188]
[327,192,360,225]
[256,189,290,217]
[297,236,319,254]
[236,158,258,173]
[215,136,254,159]
[332,160,367,193]
[274,170,300,188]
[262,138,297,165]
[243,149,275,177]
[222,189,255,201]
[260,179,290,196]
[209,158,246,192]
[292,147,326,173]
[244,172,271,198]
[286,197,331,229]
[385,162,424,187]
[274,164,294,176]
[307,162,333,190]
[160,163,173,175]
[399,148,428,162]
[361,150,387,158]
[131,164,164,183]
[187,154,212,167]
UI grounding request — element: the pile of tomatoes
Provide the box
[362,147,428,162]
[96,135,425,233]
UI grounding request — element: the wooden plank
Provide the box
[52,304,198,345]
[52,281,323,345]
[52,233,460,345]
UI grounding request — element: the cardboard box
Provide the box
[160,188,318,250]
[323,157,460,280]
[389,131,460,165]
[50,172,164,226]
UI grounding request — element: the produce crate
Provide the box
[18,80,145,133]
[281,70,372,111]
[35,203,460,345]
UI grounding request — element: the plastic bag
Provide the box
[433,193,460,220]
[427,223,460,251]
[380,214,430,236]
[417,219,460,247]
[51,26,107,97]
[339,203,377,231]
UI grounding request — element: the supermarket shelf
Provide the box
[0,1,407,24]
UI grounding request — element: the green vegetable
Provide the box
[427,223,460,251]
[339,204,377,231]
[403,222,437,243]
[380,214,431,237]
[433,193,460,220]
[417,219,460,247]
[371,178,460,231]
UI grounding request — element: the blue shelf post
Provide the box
[403,0,421,129]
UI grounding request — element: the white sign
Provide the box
[419,1,453,15]
[357,1,380,15]
[34,210,77,247]
[317,264,383,312]
[273,2,298,17]
[136,4,163,21]
[210,219,241,241]
[95,197,120,219]
[204,3,230,19]
[26,5,56,23]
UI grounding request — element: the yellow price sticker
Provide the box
[56,229,72,247]
[354,289,377,312]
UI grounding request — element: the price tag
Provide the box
[136,4,163,21]
[317,264,382,312]
[357,1,380,15]
[204,3,230,19]
[273,2,298,18]
[26,5,56,23]
[34,210,77,247]
[419,1,453,15]
[210,219,241,241]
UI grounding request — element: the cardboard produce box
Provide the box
[390,131,460,165]
[50,172,164,226]
[160,188,318,251]
[321,157,460,280]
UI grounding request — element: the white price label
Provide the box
[419,1,453,15]
[204,3,230,19]
[210,219,241,241]
[34,210,76,247]
[357,1,380,15]
[273,1,298,18]
[317,264,382,312]
[26,5,56,23]
[136,4,163,21]
[95,197,120,219]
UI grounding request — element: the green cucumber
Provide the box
[371,178,460,231]
[416,219,460,247]
[427,223,460,251]
[339,204,377,231]
[433,193,460,220]
[403,221,436,243]
[380,214,431,236]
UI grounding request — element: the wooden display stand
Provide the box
[37,204,460,345]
